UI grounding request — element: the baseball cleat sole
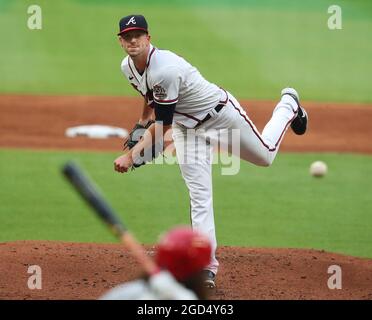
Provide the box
[204,279,216,289]
[203,270,216,289]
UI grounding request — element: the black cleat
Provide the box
[281,88,308,135]
[203,270,216,289]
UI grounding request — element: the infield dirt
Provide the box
[1,95,371,300]
[1,241,372,300]
[1,94,372,154]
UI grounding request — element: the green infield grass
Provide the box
[0,148,371,259]
[0,0,371,102]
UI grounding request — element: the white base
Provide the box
[65,125,128,139]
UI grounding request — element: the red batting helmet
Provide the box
[155,226,212,281]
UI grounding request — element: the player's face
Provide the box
[119,30,150,58]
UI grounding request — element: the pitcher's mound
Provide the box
[0,241,371,300]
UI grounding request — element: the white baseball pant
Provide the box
[172,92,298,274]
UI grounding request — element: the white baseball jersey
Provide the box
[121,44,228,128]
[99,271,197,300]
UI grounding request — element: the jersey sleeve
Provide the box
[99,280,150,300]
[149,271,198,300]
[151,66,182,105]
[120,57,131,80]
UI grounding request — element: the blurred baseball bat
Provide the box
[62,161,159,275]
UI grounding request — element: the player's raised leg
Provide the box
[221,88,307,166]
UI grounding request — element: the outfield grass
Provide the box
[0,0,371,102]
[0,149,371,259]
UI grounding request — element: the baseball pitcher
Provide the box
[113,15,308,289]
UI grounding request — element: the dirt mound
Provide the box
[1,94,372,153]
[1,241,371,300]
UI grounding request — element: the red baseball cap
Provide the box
[117,15,148,36]
[155,226,212,281]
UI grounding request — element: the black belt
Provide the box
[196,103,225,127]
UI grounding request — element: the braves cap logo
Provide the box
[126,16,136,25]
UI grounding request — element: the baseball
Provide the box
[310,161,328,177]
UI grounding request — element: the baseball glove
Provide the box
[123,120,162,168]
[123,120,155,150]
